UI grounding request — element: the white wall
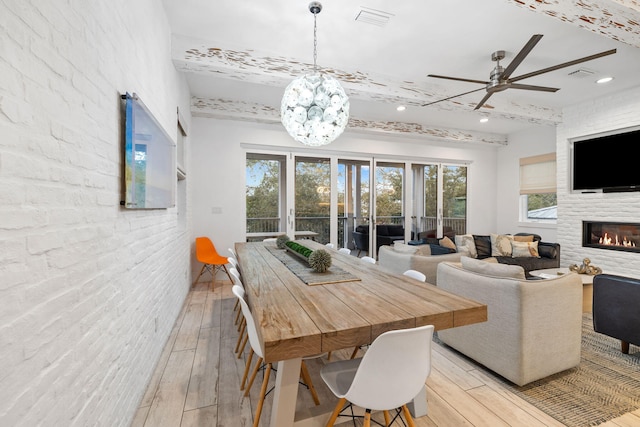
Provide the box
[190,117,501,263]
[0,1,192,426]
[557,86,640,278]
[496,125,558,242]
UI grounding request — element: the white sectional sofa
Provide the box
[436,258,583,386]
[377,244,462,284]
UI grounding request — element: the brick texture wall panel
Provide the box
[558,86,640,279]
[0,1,192,426]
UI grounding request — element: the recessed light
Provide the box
[396,105,406,112]
[596,76,613,84]
[479,117,489,123]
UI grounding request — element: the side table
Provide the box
[529,267,598,313]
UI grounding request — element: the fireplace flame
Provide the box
[599,232,636,247]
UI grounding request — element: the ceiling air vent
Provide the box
[568,68,595,78]
[355,7,393,27]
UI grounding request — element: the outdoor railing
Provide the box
[246,216,466,245]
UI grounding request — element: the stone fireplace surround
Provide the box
[583,221,640,253]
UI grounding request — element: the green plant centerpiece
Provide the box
[276,234,290,249]
[284,241,332,273]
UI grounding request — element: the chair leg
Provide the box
[325,397,347,427]
[237,332,248,358]
[240,348,254,391]
[244,357,263,397]
[300,360,320,405]
[193,264,207,287]
[383,410,391,426]
[253,363,272,427]
[402,405,415,427]
[237,313,245,332]
[622,340,630,354]
[234,305,242,326]
[363,409,371,427]
[350,346,359,359]
[235,320,246,354]
[222,264,234,283]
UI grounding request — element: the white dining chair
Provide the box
[227,255,239,270]
[320,324,435,427]
[231,285,321,426]
[403,269,426,282]
[228,247,238,259]
[338,247,351,255]
[325,243,335,249]
[229,267,248,356]
[361,256,376,264]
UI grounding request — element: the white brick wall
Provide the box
[1,1,191,426]
[557,86,640,278]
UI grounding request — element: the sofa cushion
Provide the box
[415,245,432,256]
[454,234,477,258]
[514,232,541,242]
[511,240,540,258]
[377,224,403,237]
[473,235,492,259]
[491,234,514,257]
[513,234,534,242]
[355,225,369,234]
[439,236,456,251]
[538,243,558,259]
[461,256,526,279]
[393,242,418,254]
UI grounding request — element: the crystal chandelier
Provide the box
[281,2,349,147]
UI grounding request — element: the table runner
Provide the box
[266,246,361,286]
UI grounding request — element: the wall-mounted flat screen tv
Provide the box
[122,92,176,208]
[571,126,640,193]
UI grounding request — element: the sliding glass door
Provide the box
[337,159,372,253]
[246,151,466,252]
[294,156,331,244]
[412,163,467,240]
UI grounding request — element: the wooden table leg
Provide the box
[269,357,302,427]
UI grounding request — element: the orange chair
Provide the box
[194,236,233,290]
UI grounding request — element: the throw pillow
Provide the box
[513,234,534,242]
[393,242,418,254]
[473,235,492,259]
[429,244,456,255]
[454,234,477,258]
[490,234,514,257]
[439,236,456,251]
[511,240,540,258]
[460,256,526,279]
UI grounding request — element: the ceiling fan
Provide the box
[423,34,616,110]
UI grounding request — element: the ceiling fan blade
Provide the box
[428,74,489,85]
[510,48,617,83]
[509,83,559,92]
[422,87,486,107]
[474,92,494,110]
[501,34,543,80]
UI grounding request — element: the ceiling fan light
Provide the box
[596,76,613,84]
[479,117,489,123]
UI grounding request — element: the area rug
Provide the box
[502,313,640,426]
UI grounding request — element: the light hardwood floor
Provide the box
[131,280,640,427]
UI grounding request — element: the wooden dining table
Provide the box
[235,240,487,427]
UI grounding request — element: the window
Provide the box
[519,153,557,222]
[246,154,286,237]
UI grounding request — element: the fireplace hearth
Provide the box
[582,221,640,253]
